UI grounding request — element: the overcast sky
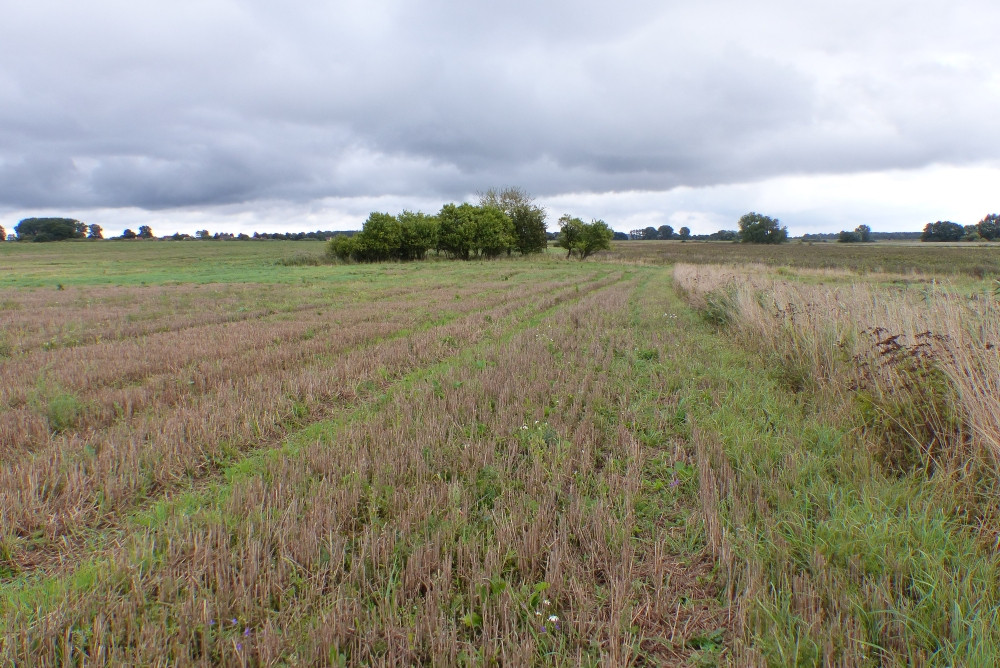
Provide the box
[1,0,998,237]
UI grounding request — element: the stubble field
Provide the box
[1,239,999,666]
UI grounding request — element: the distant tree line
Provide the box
[628,227,737,241]
[11,207,995,247]
[801,231,923,242]
[624,213,784,244]
[159,230,355,241]
[628,225,691,241]
[921,215,1000,242]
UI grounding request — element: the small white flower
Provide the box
[535,610,542,616]
[548,615,559,622]
[543,599,550,607]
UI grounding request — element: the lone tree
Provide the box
[0,224,5,241]
[678,226,691,242]
[478,186,547,254]
[556,215,613,259]
[738,212,787,244]
[920,221,964,242]
[557,215,584,257]
[657,224,674,240]
[122,228,137,239]
[15,217,86,242]
[87,224,103,240]
[137,225,154,239]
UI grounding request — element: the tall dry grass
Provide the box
[673,263,1000,471]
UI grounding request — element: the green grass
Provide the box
[0,239,335,287]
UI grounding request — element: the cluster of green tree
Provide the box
[837,224,873,243]
[13,218,87,242]
[921,215,1000,242]
[328,188,550,263]
[329,210,442,261]
[628,225,691,241]
[554,215,615,259]
[119,225,154,239]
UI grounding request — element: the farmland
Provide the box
[1,240,999,665]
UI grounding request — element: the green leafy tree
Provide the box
[657,224,674,240]
[326,234,359,261]
[437,203,478,260]
[0,224,5,241]
[977,214,999,240]
[15,217,86,242]
[87,224,103,240]
[355,212,403,261]
[856,224,872,242]
[470,206,515,258]
[556,215,585,258]
[643,226,658,240]
[479,186,547,254]
[577,219,614,259]
[137,225,154,239]
[738,212,787,244]
[397,211,438,260]
[196,229,211,239]
[710,229,739,241]
[678,226,691,242]
[920,221,964,242]
[121,228,137,239]
[556,215,613,259]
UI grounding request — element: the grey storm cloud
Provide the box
[0,0,998,211]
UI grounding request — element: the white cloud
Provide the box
[0,0,997,231]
